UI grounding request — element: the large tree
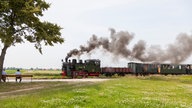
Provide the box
[0,0,64,81]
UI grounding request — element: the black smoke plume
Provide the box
[66,28,192,64]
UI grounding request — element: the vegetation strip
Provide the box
[0,75,192,108]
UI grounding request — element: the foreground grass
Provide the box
[0,75,192,108]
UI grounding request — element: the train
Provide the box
[61,59,192,78]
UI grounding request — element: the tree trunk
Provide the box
[0,45,9,82]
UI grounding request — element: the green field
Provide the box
[0,75,192,108]
[5,70,62,79]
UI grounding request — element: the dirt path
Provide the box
[0,86,43,95]
[6,78,110,82]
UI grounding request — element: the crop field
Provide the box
[0,75,192,108]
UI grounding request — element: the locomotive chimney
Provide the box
[65,57,68,63]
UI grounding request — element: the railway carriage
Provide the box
[101,67,132,76]
[128,62,191,75]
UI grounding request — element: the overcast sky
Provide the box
[3,0,192,69]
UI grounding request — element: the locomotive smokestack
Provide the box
[65,57,68,63]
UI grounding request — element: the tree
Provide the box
[0,0,64,81]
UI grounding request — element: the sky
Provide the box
[3,0,192,69]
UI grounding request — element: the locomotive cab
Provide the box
[84,59,101,76]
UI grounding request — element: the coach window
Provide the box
[179,65,182,69]
[95,61,100,65]
[172,65,175,69]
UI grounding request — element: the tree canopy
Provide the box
[0,0,64,79]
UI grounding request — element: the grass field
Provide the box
[0,75,192,108]
[5,69,62,79]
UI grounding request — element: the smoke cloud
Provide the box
[66,28,192,64]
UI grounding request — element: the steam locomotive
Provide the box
[61,59,100,78]
[61,59,192,78]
